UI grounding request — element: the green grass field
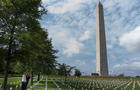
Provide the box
[0,76,69,90]
[0,76,140,90]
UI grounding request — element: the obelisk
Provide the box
[96,1,108,76]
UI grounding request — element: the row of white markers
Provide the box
[27,76,44,90]
[50,78,140,90]
[0,80,22,90]
[0,76,41,90]
[1,77,140,90]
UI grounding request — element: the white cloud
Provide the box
[107,37,118,49]
[75,60,86,66]
[74,60,96,75]
[107,44,113,49]
[110,54,117,61]
[47,0,87,14]
[48,26,83,57]
[113,62,140,72]
[113,57,140,76]
[119,26,140,52]
[63,38,83,57]
[42,0,50,4]
[80,31,91,41]
[113,64,121,68]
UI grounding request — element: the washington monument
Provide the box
[96,1,109,76]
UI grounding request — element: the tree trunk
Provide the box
[64,70,67,82]
[3,33,13,90]
[3,60,10,90]
[31,71,34,85]
[2,10,16,90]
[37,73,40,81]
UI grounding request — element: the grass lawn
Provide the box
[0,76,70,90]
[0,76,140,90]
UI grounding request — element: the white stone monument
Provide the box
[96,1,109,76]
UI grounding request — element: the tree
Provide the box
[15,27,58,84]
[58,63,75,80]
[0,0,46,89]
[74,69,81,77]
[118,73,124,77]
[29,29,58,82]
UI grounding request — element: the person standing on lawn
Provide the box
[22,72,27,90]
[25,72,30,88]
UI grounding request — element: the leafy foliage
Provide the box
[74,69,81,77]
[0,0,58,89]
[58,63,75,76]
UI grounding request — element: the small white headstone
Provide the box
[10,87,13,90]
[16,85,18,88]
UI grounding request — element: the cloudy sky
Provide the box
[40,0,140,76]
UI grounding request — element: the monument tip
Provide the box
[98,0,103,6]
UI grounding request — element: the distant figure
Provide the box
[25,72,30,88]
[22,72,27,90]
[37,73,40,81]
